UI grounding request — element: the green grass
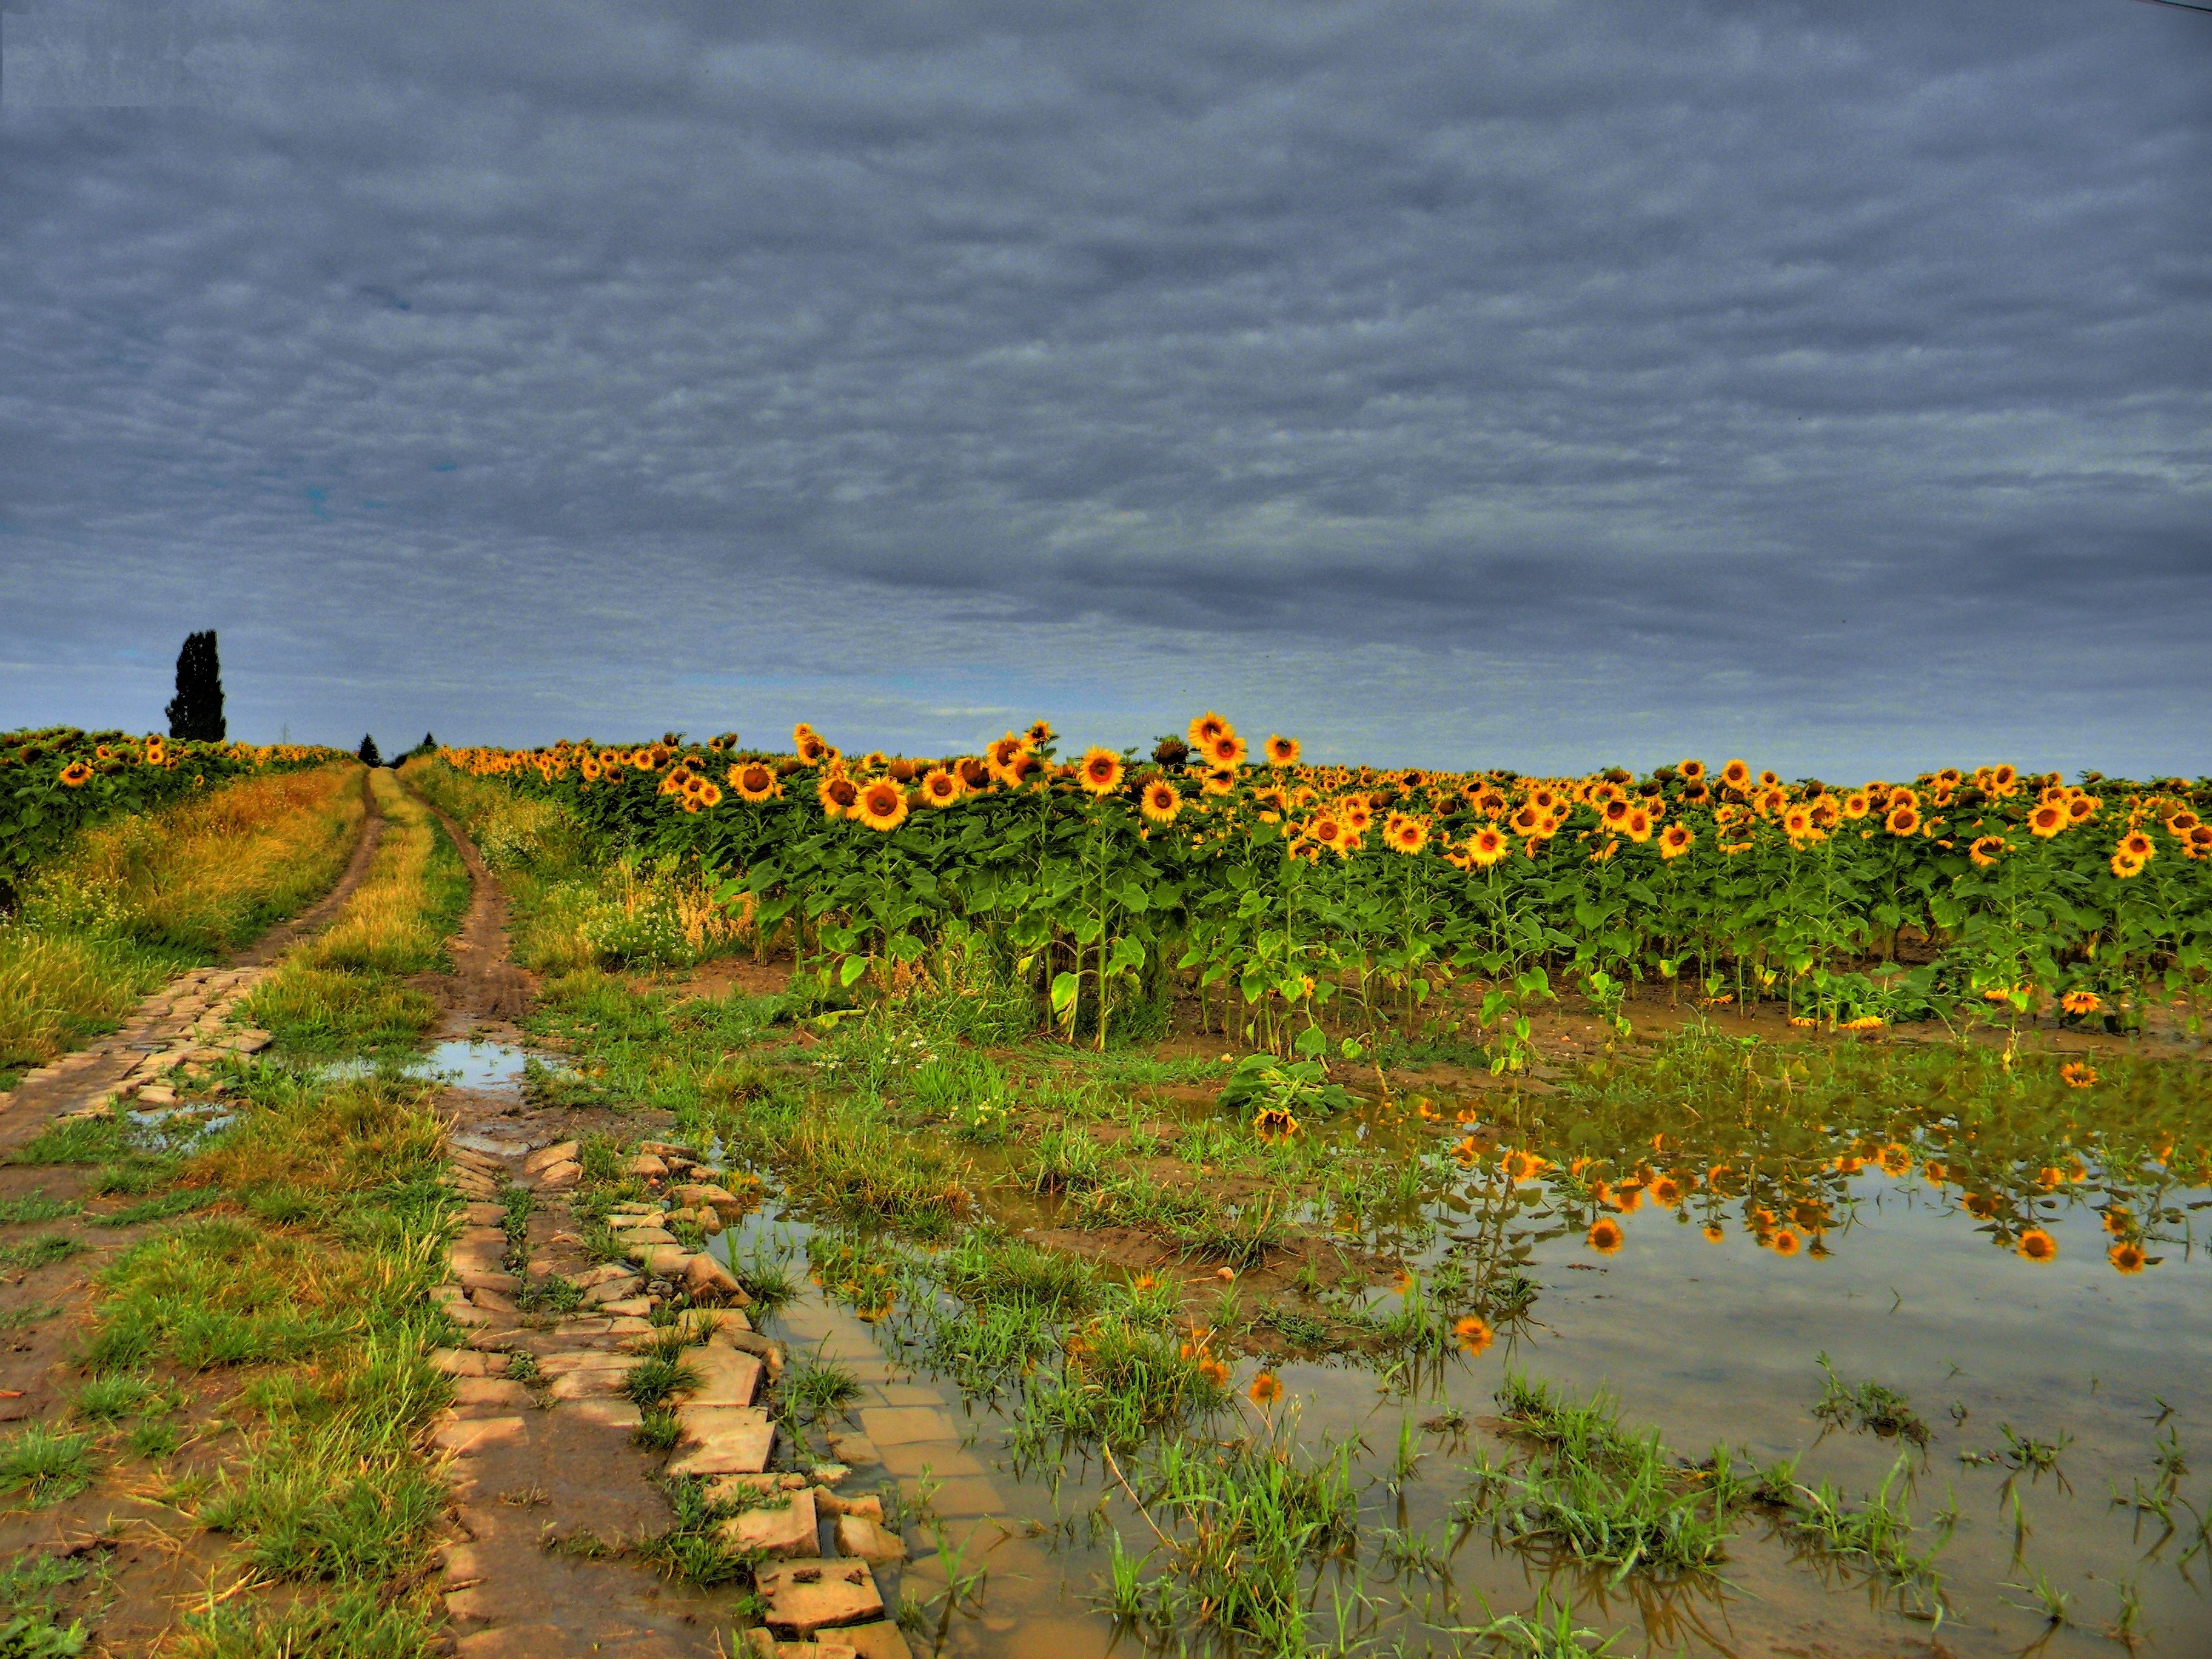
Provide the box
[0,1235,83,1272]
[73,1372,159,1421]
[781,1353,862,1424]
[167,1587,442,1659]
[1107,1419,1359,1655]
[0,1423,97,1507]
[0,1191,79,1224]
[1458,1374,1741,1583]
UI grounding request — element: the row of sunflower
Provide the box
[1,727,349,905]
[432,714,2212,1047]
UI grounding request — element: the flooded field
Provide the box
[650,1019,2212,1658]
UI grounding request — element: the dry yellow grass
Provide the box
[240,770,470,1053]
[0,761,365,1077]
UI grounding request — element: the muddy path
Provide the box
[409,789,532,1039]
[401,782,870,1659]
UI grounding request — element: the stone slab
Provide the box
[857,1406,957,1447]
[833,1513,905,1566]
[683,1345,763,1407]
[668,1404,776,1476]
[757,1558,884,1637]
[718,1487,818,1558]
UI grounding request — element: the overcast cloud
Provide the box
[2,0,2208,777]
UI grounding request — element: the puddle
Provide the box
[711,1038,2212,1658]
[320,1039,561,1095]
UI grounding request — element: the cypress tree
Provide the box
[164,630,226,741]
[358,734,382,767]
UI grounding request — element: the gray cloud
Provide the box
[2,0,2208,780]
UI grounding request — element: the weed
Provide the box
[1812,1352,1931,1446]
[2002,1566,2072,1625]
[782,1353,862,1424]
[0,1612,89,1659]
[1464,1373,1738,1582]
[622,1356,700,1410]
[1109,1415,1359,1654]
[637,1475,780,1587]
[633,1410,683,1452]
[1783,1455,1947,1597]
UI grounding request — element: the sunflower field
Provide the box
[0,726,349,906]
[430,716,2212,1057]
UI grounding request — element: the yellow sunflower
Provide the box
[1078,748,1125,796]
[853,778,909,832]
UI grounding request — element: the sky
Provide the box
[2,0,2208,780]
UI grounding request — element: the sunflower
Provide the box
[2119,831,2154,862]
[1586,1216,1624,1255]
[1719,759,1751,790]
[2066,794,2097,823]
[1678,759,1706,782]
[1339,796,1374,832]
[1248,1372,1285,1406]
[1253,1105,1299,1139]
[1885,804,1921,837]
[1074,747,1125,797]
[1771,1227,1803,1257]
[1201,769,1236,797]
[1188,711,1232,748]
[1840,791,1871,820]
[853,778,910,833]
[1384,813,1429,855]
[2189,823,2212,860]
[1781,805,1815,841]
[818,773,861,820]
[728,762,776,802]
[2059,989,2101,1017]
[144,740,167,767]
[1024,720,1056,748]
[1265,734,1301,766]
[2110,851,2145,879]
[1207,731,1248,769]
[2109,1241,2147,1275]
[1969,834,2006,868]
[919,767,964,809]
[1876,1142,1913,1178]
[986,733,1030,786]
[1702,1224,1726,1244]
[1658,823,1694,860]
[2017,1228,2057,1263]
[1139,779,1181,823]
[58,760,93,787]
[695,781,723,808]
[1501,1149,1542,1182]
[2060,1061,2099,1089]
[1453,1315,1495,1357]
[1469,826,1510,868]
